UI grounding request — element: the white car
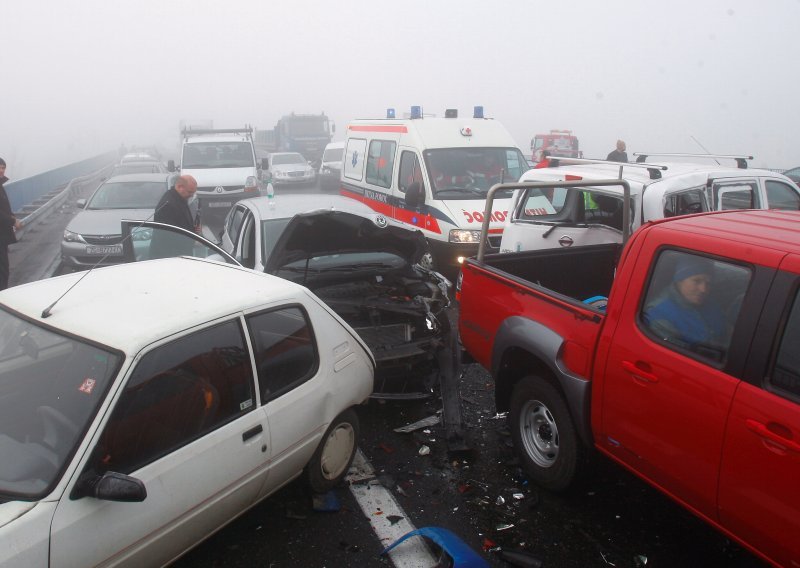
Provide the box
[500,155,800,253]
[265,152,316,187]
[0,257,373,567]
[318,141,345,191]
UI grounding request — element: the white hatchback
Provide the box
[0,257,373,567]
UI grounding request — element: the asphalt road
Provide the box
[9,179,766,568]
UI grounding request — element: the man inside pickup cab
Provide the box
[643,256,729,355]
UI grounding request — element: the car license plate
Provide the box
[207,202,232,208]
[86,245,122,255]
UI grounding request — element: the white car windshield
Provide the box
[182,142,255,169]
[322,148,344,162]
[517,187,629,231]
[87,181,165,209]
[0,308,121,500]
[423,147,530,199]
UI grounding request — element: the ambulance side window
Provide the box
[366,140,397,189]
[398,151,425,194]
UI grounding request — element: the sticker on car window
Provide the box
[79,378,97,395]
[240,399,253,411]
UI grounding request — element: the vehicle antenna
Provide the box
[690,136,721,165]
[41,200,171,319]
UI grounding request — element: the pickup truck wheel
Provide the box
[510,376,579,492]
[307,408,359,493]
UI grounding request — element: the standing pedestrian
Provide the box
[149,175,198,259]
[607,140,628,163]
[0,158,22,290]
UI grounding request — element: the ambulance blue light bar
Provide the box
[474,106,484,119]
[410,106,423,119]
[386,108,396,119]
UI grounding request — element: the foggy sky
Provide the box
[3,0,799,179]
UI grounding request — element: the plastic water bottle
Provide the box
[266,183,276,210]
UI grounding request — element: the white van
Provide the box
[342,106,529,276]
[169,126,266,228]
[318,141,345,191]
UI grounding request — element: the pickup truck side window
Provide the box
[765,180,800,210]
[713,181,760,210]
[768,288,800,401]
[663,188,709,217]
[366,140,397,189]
[247,306,318,403]
[91,320,255,475]
[640,250,751,365]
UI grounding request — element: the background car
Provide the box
[0,257,373,567]
[218,194,453,399]
[265,152,316,187]
[318,141,344,191]
[108,161,167,177]
[783,165,800,185]
[119,152,159,163]
[60,173,174,269]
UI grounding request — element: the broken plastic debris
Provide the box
[380,526,489,568]
[496,496,505,505]
[512,493,524,500]
[488,412,509,420]
[418,445,431,456]
[378,442,395,453]
[386,514,404,525]
[634,554,648,567]
[393,413,441,433]
[312,490,341,512]
[482,537,498,551]
[495,523,515,531]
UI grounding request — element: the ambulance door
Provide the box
[395,148,434,235]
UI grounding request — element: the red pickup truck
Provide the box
[458,183,800,568]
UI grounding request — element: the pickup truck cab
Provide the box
[499,155,800,253]
[459,184,800,567]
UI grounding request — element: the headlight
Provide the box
[245,176,258,190]
[63,229,86,244]
[449,229,482,243]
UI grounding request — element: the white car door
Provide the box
[49,318,271,568]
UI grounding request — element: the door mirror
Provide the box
[77,471,147,502]
[167,160,176,172]
[76,198,87,209]
[405,182,425,208]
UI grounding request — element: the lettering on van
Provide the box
[365,189,389,204]
[462,210,508,224]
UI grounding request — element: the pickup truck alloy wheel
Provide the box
[510,376,579,492]
[307,408,360,493]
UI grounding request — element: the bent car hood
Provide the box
[66,209,155,235]
[264,211,427,272]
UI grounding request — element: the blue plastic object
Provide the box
[380,526,489,567]
[473,105,484,119]
[583,295,608,311]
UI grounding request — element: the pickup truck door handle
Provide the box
[242,424,263,442]
[621,360,659,383]
[745,419,800,454]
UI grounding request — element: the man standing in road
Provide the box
[0,158,23,290]
[149,174,198,259]
[607,140,628,163]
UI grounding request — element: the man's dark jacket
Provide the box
[0,176,17,245]
[154,188,194,231]
[606,150,628,163]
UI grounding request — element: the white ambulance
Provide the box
[341,106,529,276]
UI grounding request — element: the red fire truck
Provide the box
[530,129,581,162]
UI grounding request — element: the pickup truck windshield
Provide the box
[424,147,529,199]
[0,308,121,500]
[517,187,628,232]
[182,142,255,169]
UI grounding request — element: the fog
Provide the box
[3,0,799,178]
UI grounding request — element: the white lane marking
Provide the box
[346,449,436,568]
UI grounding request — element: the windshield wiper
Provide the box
[435,187,484,196]
[541,221,585,238]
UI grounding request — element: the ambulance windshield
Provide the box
[424,148,529,199]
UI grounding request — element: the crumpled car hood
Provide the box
[264,210,427,272]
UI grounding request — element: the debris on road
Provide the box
[312,491,341,512]
[394,412,441,433]
[380,526,490,568]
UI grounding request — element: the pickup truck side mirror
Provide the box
[167,160,176,172]
[405,182,425,208]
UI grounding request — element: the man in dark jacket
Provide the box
[149,175,198,259]
[606,140,628,163]
[0,158,22,290]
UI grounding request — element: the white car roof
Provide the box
[323,141,345,150]
[0,258,306,355]
[241,193,377,220]
[519,161,793,196]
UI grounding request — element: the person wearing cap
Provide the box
[0,158,23,290]
[643,255,727,351]
[606,140,628,163]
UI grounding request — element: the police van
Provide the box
[341,106,529,276]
